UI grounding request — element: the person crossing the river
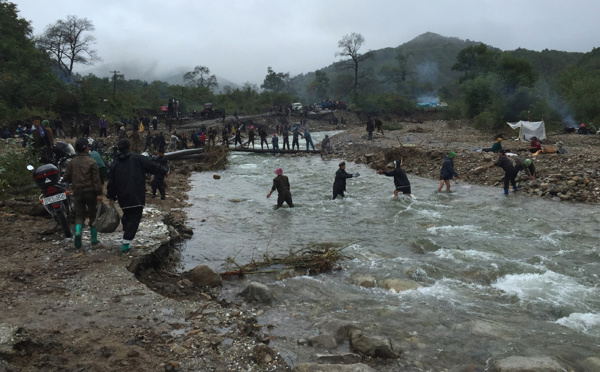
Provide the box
[489,150,518,195]
[377,158,412,198]
[292,126,301,150]
[259,127,269,150]
[438,151,460,193]
[247,126,256,148]
[333,161,360,199]
[267,168,294,209]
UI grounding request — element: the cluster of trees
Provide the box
[2,0,600,131]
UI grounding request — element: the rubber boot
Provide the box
[90,227,99,245]
[513,186,519,192]
[74,224,83,248]
[504,188,509,195]
[121,243,131,253]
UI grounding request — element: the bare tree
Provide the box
[36,15,100,77]
[183,65,218,90]
[335,32,373,91]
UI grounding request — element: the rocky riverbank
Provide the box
[2,112,599,372]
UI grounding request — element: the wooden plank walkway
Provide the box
[228,147,320,154]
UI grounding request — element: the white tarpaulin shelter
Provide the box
[507,120,546,141]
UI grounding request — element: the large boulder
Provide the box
[350,275,376,288]
[491,356,564,371]
[379,278,420,292]
[349,330,400,359]
[189,265,222,287]
[293,363,375,372]
[238,282,274,304]
[308,334,337,349]
[318,320,360,344]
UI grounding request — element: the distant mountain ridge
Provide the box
[78,32,584,100]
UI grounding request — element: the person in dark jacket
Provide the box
[377,159,411,198]
[292,127,301,150]
[247,126,255,148]
[438,151,460,193]
[333,161,360,199]
[64,138,103,248]
[234,129,244,148]
[271,133,279,154]
[221,127,229,147]
[259,128,269,150]
[515,157,536,180]
[366,116,374,140]
[107,139,167,252]
[267,168,294,209]
[151,150,168,200]
[489,151,518,195]
[282,126,290,150]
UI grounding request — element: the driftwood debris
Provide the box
[222,244,347,278]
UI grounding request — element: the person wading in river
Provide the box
[267,168,294,209]
[438,151,460,193]
[489,150,518,195]
[377,158,412,198]
[333,161,360,199]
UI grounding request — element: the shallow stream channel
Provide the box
[180,131,600,370]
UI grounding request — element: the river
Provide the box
[180,131,600,370]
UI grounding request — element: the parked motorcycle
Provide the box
[30,163,75,238]
[52,141,76,176]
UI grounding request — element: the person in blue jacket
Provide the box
[438,151,460,193]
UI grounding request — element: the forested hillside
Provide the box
[1,0,599,131]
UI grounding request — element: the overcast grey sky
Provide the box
[13,0,600,85]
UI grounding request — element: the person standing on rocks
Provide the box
[333,161,360,199]
[267,168,294,209]
[98,115,108,137]
[378,159,412,198]
[375,118,384,136]
[489,150,518,195]
[515,158,536,180]
[321,134,332,152]
[438,151,460,193]
[366,116,375,140]
[491,138,503,153]
[64,138,103,248]
[107,139,167,253]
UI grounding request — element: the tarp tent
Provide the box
[507,120,546,141]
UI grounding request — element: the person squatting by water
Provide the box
[377,159,411,198]
[63,138,104,248]
[267,168,294,209]
[489,150,518,195]
[107,139,167,253]
[333,161,360,199]
[438,151,460,193]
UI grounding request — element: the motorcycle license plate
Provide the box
[43,193,67,205]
